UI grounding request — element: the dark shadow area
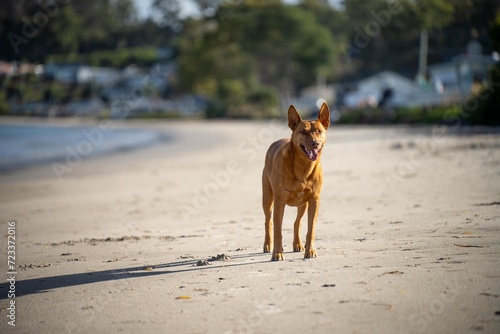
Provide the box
[0,252,270,299]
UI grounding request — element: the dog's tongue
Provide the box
[306,148,319,161]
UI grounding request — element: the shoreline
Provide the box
[0,122,172,173]
[1,117,499,181]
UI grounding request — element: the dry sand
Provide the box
[0,118,499,334]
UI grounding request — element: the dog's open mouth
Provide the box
[300,144,320,161]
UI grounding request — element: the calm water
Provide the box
[0,123,167,171]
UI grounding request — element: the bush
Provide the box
[0,90,9,115]
[338,104,462,125]
[462,64,500,126]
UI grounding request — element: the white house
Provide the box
[342,71,448,108]
[428,54,498,95]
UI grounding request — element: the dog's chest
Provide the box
[284,181,313,206]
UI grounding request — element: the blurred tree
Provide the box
[492,10,500,50]
[298,0,350,78]
[0,0,18,38]
[439,0,498,57]
[408,0,455,30]
[463,11,500,125]
[193,0,221,17]
[40,5,81,57]
[112,0,138,26]
[176,1,337,116]
[0,0,142,62]
[152,0,182,30]
[342,0,470,77]
[125,18,175,48]
[72,0,137,51]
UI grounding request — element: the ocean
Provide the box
[0,123,167,172]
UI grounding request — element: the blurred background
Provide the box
[0,0,499,124]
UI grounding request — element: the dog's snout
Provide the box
[311,140,320,148]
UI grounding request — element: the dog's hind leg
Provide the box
[262,173,274,253]
[293,204,307,252]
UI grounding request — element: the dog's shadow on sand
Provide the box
[0,252,273,299]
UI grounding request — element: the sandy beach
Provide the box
[1,118,499,334]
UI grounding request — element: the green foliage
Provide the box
[338,104,462,124]
[127,110,184,119]
[0,90,9,115]
[342,0,474,76]
[0,0,169,62]
[462,64,500,125]
[457,13,500,126]
[176,1,337,117]
[491,11,500,50]
[404,0,455,31]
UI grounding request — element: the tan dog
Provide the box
[262,102,330,261]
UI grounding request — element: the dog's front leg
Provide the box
[304,197,319,258]
[271,200,286,261]
[293,204,307,252]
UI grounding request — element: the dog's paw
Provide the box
[263,244,272,253]
[304,248,317,259]
[271,252,284,261]
[293,243,304,252]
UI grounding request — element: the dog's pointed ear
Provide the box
[317,102,330,130]
[288,105,302,130]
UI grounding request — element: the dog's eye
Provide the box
[300,130,307,135]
